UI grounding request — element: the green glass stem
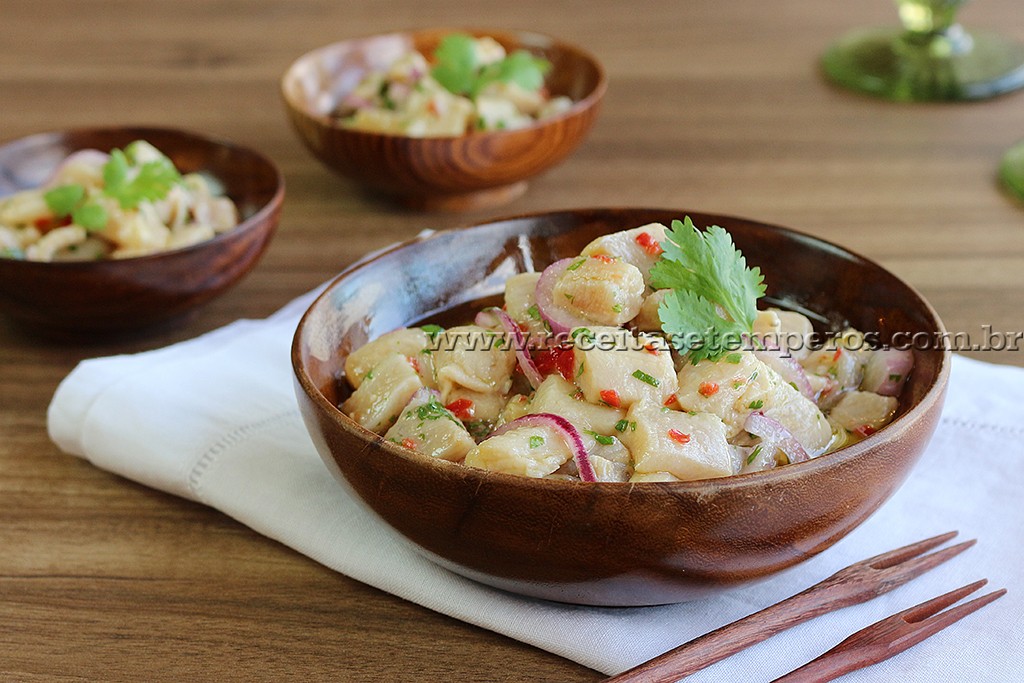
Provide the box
[822,1,1024,101]
[1001,141,1024,202]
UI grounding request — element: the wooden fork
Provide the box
[605,531,989,682]
[773,578,1005,681]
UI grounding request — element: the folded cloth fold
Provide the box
[48,289,1024,681]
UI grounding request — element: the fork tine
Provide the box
[894,588,1007,654]
[864,530,958,570]
[874,539,977,582]
[772,584,1005,682]
[901,579,988,622]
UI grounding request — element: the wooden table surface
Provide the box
[3,1,1022,680]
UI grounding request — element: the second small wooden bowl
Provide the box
[0,127,284,338]
[281,29,605,211]
[292,208,950,606]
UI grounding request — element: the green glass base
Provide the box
[1001,141,1024,202]
[823,26,1024,101]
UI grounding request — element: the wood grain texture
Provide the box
[2,0,1023,680]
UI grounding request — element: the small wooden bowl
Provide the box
[281,29,605,211]
[0,127,284,338]
[292,208,950,606]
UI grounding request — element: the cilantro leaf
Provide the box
[431,33,551,100]
[102,146,181,209]
[651,217,766,363]
[431,33,478,95]
[71,202,108,232]
[473,50,550,97]
[43,184,85,217]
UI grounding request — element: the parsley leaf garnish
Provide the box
[431,33,551,99]
[651,217,766,364]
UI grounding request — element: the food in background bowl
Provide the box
[339,218,914,483]
[0,127,283,337]
[334,33,573,136]
[0,140,239,261]
[281,29,605,210]
[291,208,949,605]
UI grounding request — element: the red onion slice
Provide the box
[861,348,914,397]
[744,411,810,464]
[489,413,596,482]
[475,307,544,389]
[534,258,594,336]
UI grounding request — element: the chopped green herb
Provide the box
[631,369,660,387]
[567,258,585,271]
[725,352,743,364]
[416,398,458,424]
[614,419,629,432]
[585,430,615,446]
[576,359,585,378]
[43,184,85,216]
[651,217,766,363]
[564,293,574,302]
[748,399,764,410]
[571,327,593,343]
[747,445,763,465]
[749,371,759,382]
[421,324,444,341]
[612,303,623,313]
[526,304,541,321]
[464,420,493,441]
[529,435,545,449]
[71,202,108,231]
[364,368,375,381]
[788,381,798,391]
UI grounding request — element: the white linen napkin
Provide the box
[48,288,1024,681]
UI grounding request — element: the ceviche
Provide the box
[334,33,573,136]
[340,219,914,483]
[0,140,239,261]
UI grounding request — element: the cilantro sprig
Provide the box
[431,33,551,99]
[650,217,766,364]
[41,141,182,233]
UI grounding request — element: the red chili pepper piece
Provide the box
[667,429,690,445]
[634,231,664,256]
[698,381,719,397]
[599,389,621,408]
[533,345,575,382]
[445,398,475,420]
[401,438,417,450]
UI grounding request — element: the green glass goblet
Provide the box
[1001,140,1024,202]
[822,0,1024,101]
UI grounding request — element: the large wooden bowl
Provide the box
[292,208,950,606]
[0,127,284,338]
[281,29,605,211]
